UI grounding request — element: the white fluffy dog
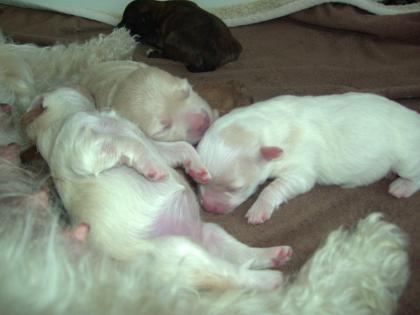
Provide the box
[0,28,136,112]
[0,177,409,315]
[22,87,294,291]
[197,93,420,224]
[81,60,217,144]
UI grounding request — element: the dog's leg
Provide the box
[62,122,168,181]
[150,235,284,291]
[153,141,211,183]
[201,223,292,269]
[389,161,420,198]
[246,174,316,224]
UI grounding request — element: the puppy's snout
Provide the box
[201,197,230,214]
[188,111,210,132]
[186,111,211,143]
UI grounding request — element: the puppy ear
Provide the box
[175,79,191,100]
[259,146,283,161]
[160,117,173,130]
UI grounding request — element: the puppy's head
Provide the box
[22,87,95,142]
[197,122,282,214]
[113,67,217,144]
[118,0,158,37]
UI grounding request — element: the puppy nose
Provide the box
[201,198,228,214]
[187,111,210,133]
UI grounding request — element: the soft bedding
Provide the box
[0,3,419,314]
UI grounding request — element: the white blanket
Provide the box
[1,0,420,27]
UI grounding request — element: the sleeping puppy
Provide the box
[118,0,242,72]
[21,87,292,290]
[196,93,420,224]
[82,60,217,144]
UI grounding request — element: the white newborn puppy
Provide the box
[197,92,420,224]
[22,87,292,290]
[82,60,217,144]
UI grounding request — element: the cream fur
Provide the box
[0,89,410,313]
[81,60,217,144]
[197,93,420,224]
[0,28,136,113]
[0,180,409,315]
[23,87,297,291]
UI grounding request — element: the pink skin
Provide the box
[184,159,210,184]
[186,110,211,143]
[63,223,90,243]
[200,223,292,269]
[389,178,419,198]
[1,103,14,133]
[0,143,21,164]
[201,196,232,214]
[0,103,12,114]
[153,141,211,184]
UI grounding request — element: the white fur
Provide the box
[0,28,136,112]
[1,93,411,311]
[81,60,217,143]
[0,176,409,315]
[23,87,297,291]
[0,104,21,146]
[197,93,420,223]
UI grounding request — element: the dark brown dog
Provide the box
[117,0,242,72]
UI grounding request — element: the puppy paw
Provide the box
[242,269,284,291]
[143,164,167,181]
[245,204,274,224]
[270,246,293,267]
[130,159,167,181]
[251,246,293,269]
[389,178,418,198]
[184,159,211,184]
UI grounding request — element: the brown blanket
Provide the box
[0,4,419,314]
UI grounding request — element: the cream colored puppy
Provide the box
[197,93,420,224]
[82,60,217,144]
[22,87,292,291]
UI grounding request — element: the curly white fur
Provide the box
[0,28,136,112]
[0,181,409,315]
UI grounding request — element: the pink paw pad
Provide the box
[271,247,293,267]
[188,168,210,183]
[184,160,210,183]
[146,169,166,181]
[246,210,271,225]
[389,178,417,198]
